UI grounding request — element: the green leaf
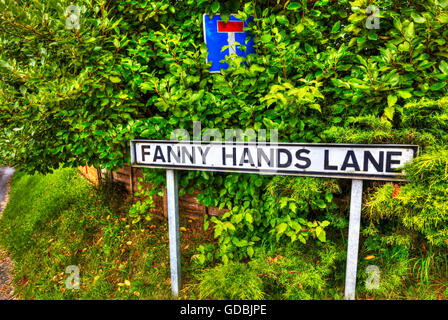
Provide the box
[397,90,412,99]
[405,22,415,39]
[287,2,302,10]
[211,1,220,13]
[249,64,265,73]
[277,222,288,234]
[429,82,446,91]
[387,95,398,107]
[295,23,304,34]
[315,226,326,242]
[289,202,297,213]
[109,76,121,83]
[276,15,289,26]
[384,106,395,121]
[247,246,254,257]
[315,199,326,209]
[220,12,230,23]
[305,43,314,54]
[331,21,341,33]
[439,60,448,74]
[411,13,426,23]
[260,34,272,43]
[438,13,448,23]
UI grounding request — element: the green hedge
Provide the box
[1,0,447,171]
[1,0,447,263]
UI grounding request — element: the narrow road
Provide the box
[0,167,15,214]
[0,166,16,300]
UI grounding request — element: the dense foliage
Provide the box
[1,0,447,289]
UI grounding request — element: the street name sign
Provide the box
[130,140,418,299]
[131,141,417,181]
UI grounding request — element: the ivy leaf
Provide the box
[305,43,314,54]
[289,202,297,213]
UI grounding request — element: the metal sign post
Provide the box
[166,169,181,297]
[344,179,363,300]
[130,140,418,299]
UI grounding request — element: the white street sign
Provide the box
[131,141,418,181]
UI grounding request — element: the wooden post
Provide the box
[129,166,134,194]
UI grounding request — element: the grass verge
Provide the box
[0,168,446,300]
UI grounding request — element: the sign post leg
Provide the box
[166,169,181,297]
[344,179,363,300]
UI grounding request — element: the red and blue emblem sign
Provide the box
[203,14,255,73]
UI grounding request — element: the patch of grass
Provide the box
[0,168,204,300]
[0,167,446,300]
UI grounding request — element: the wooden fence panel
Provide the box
[78,165,227,218]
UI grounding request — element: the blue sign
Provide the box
[203,14,255,73]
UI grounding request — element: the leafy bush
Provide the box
[2,0,448,172]
[366,147,448,248]
[196,175,340,264]
[197,262,265,300]
[197,244,344,300]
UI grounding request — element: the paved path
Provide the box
[0,166,16,300]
